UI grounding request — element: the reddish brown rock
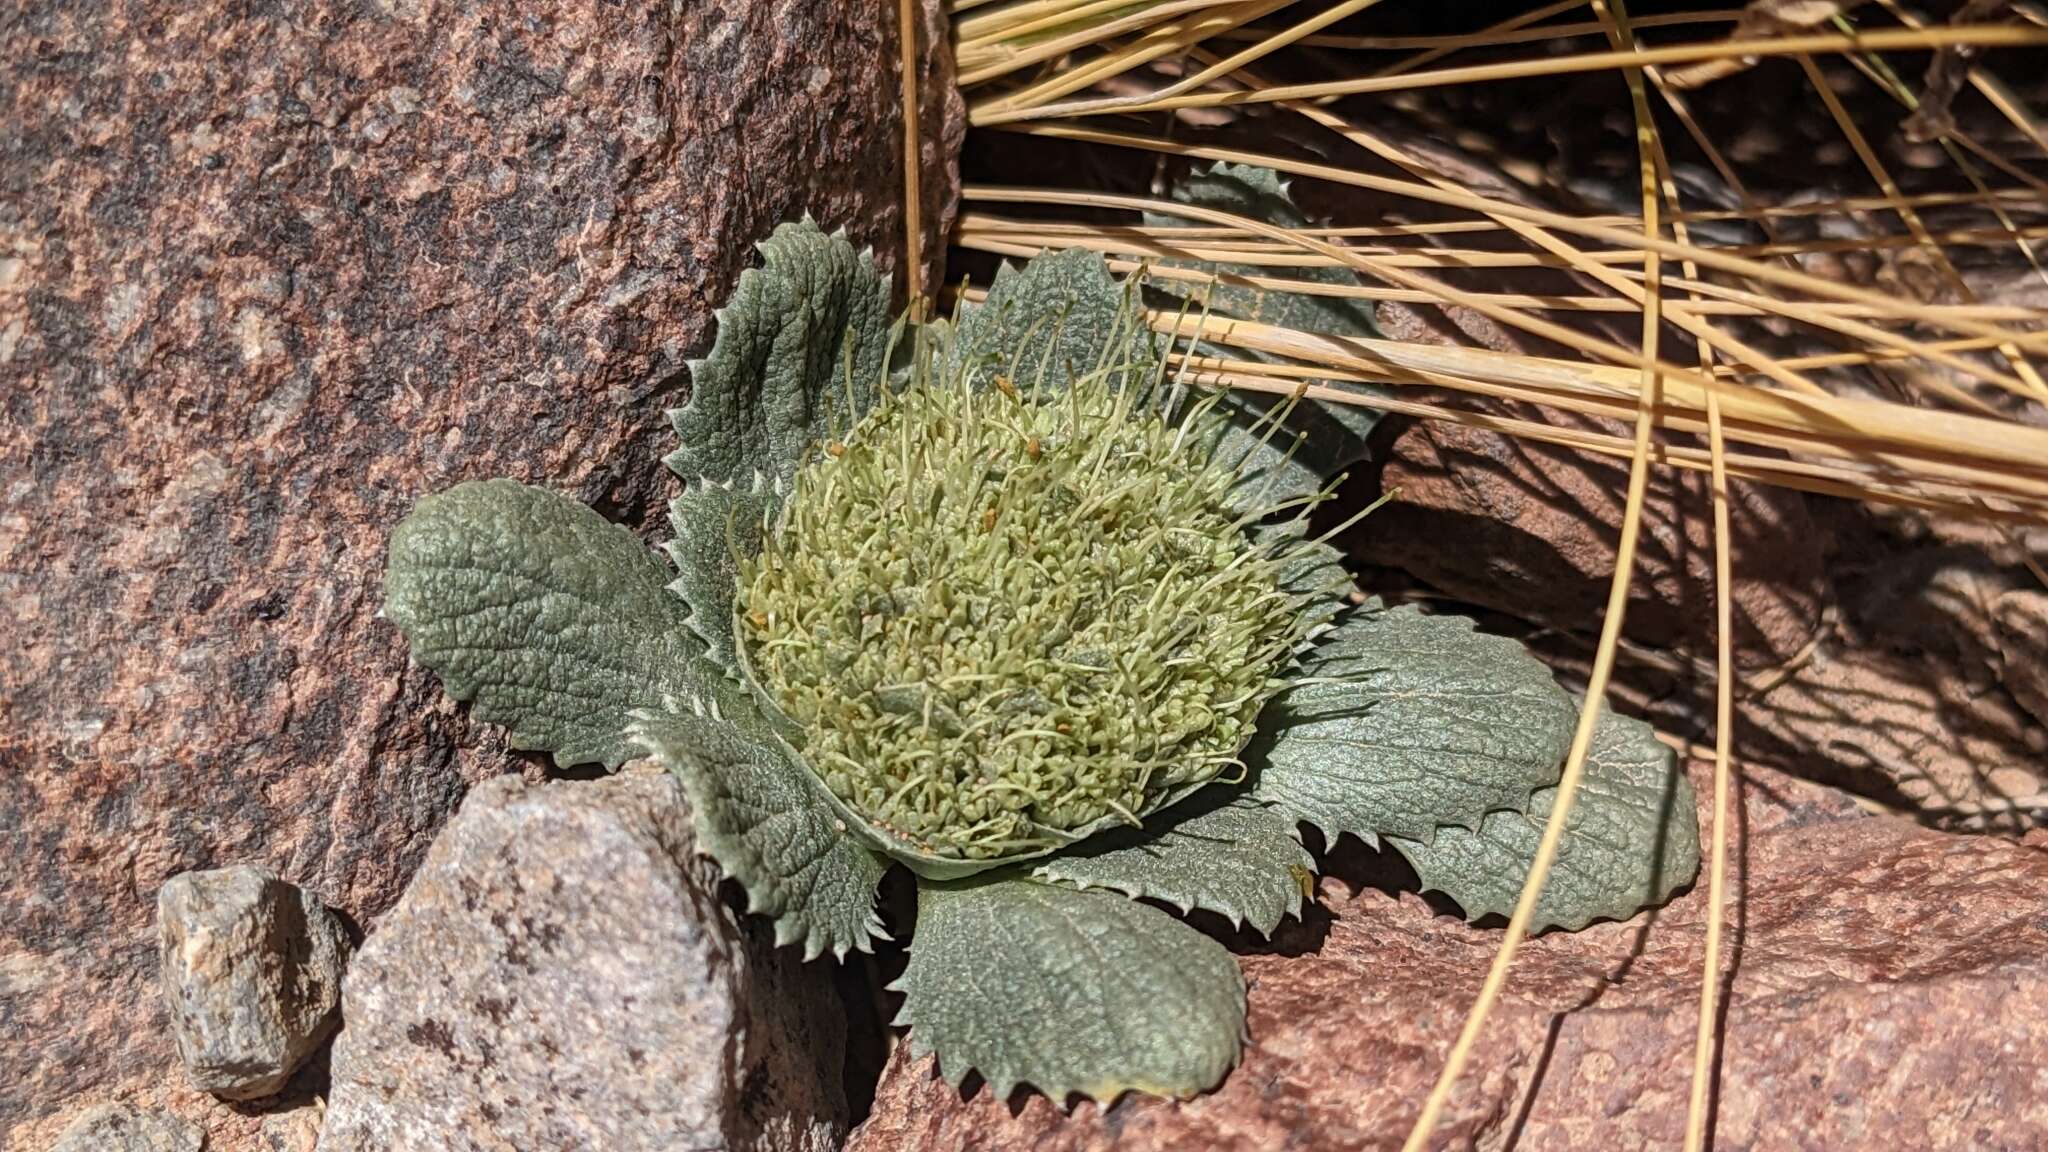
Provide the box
[850,765,2048,1151]
[0,1,960,1147]
[45,1104,202,1152]
[1348,383,1829,678]
[1737,642,2045,827]
[1995,588,2048,732]
[1737,513,2045,821]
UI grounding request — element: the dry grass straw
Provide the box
[901,0,929,316]
[1396,1,1675,1141]
[971,23,2048,123]
[959,187,2048,517]
[936,1,2046,1147]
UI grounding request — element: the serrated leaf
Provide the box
[1389,707,1700,932]
[1147,162,1386,508]
[898,875,1245,1102]
[1248,600,1575,844]
[664,476,775,674]
[951,246,1156,394]
[384,479,710,769]
[667,219,892,489]
[1033,793,1313,936]
[632,705,888,960]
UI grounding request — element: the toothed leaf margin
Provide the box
[664,475,776,674]
[1391,706,1701,932]
[632,707,888,960]
[666,219,892,489]
[896,876,1245,1102]
[1033,793,1313,937]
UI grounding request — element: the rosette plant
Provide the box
[385,171,1698,1103]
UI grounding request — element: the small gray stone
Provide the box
[48,1103,203,1152]
[158,867,350,1101]
[319,768,848,1152]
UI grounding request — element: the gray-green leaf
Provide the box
[666,219,892,489]
[632,706,888,960]
[384,479,711,769]
[951,246,1156,395]
[1390,707,1700,932]
[1034,794,1313,937]
[664,475,776,675]
[1248,600,1575,844]
[897,876,1245,1101]
[1147,162,1385,508]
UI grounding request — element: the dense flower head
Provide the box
[736,357,1313,861]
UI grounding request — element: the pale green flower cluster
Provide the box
[739,358,1317,860]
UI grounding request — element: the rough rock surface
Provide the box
[258,1103,324,1152]
[1994,588,2048,730]
[46,1104,202,1152]
[1736,642,2044,822]
[0,1,959,1147]
[850,763,2048,1151]
[319,767,847,1152]
[1349,366,1830,678]
[158,866,350,1100]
